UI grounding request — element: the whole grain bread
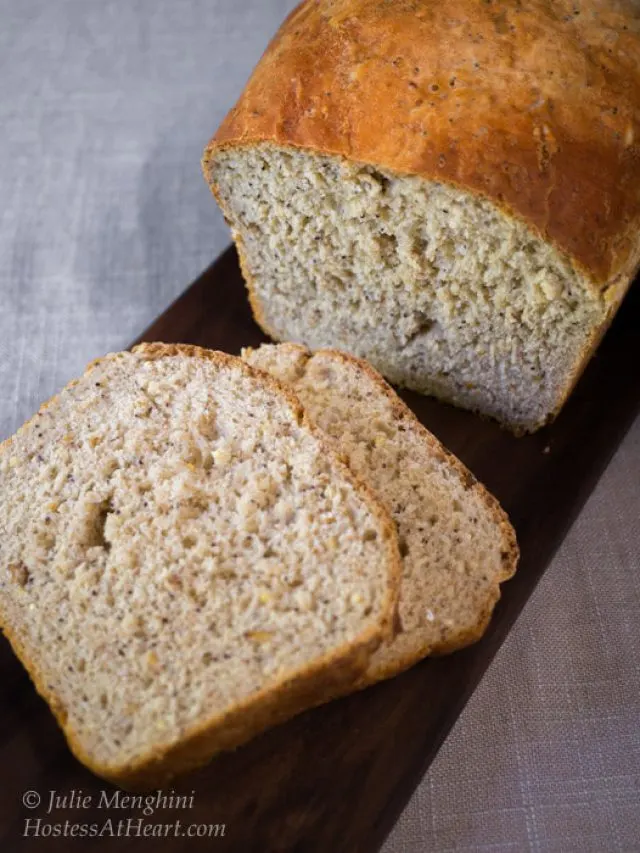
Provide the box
[204,0,640,432]
[243,343,518,684]
[0,343,401,789]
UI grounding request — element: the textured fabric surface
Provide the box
[0,1,638,850]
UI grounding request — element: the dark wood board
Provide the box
[1,246,638,852]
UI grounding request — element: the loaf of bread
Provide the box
[204,0,640,433]
[0,343,401,789]
[244,343,518,684]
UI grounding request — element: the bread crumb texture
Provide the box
[0,347,396,774]
[212,145,605,431]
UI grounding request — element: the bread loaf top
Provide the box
[205,0,640,289]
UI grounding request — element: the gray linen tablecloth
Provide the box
[1,2,638,850]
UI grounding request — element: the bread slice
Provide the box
[243,343,518,684]
[0,343,401,789]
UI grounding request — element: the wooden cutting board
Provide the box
[1,247,638,853]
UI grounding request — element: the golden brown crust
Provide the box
[204,0,640,289]
[244,343,519,684]
[0,343,403,790]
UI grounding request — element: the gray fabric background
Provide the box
[0,1,638,850]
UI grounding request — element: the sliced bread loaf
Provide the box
[204,0,640,432]
[0,343,401,789]
[243,343,518,684]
